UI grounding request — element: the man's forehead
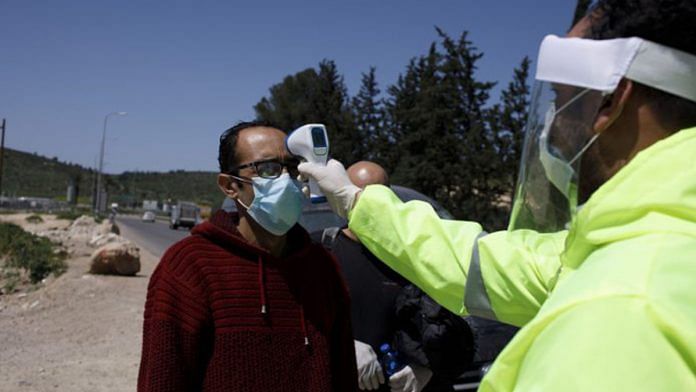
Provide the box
[239,126,285,142]
[236,126,288,163]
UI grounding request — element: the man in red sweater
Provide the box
[138,121,358,391]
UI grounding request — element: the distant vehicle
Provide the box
[109,203,120,224]
[142,210,156,222]
[170,201,201,230]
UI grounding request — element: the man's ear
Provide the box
[593,79,634,134]
[217,174,240,199]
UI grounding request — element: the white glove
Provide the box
[298,159,361,219]
[354,340,386,390]
[389,364,433,392]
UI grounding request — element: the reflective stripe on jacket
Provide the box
[348,126,696,390]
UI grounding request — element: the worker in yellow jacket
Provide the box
[299,1,696,390]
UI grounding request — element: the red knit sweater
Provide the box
[138,210,358,391]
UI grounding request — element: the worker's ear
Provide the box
[217,174,241,200]
[593,78,633,134]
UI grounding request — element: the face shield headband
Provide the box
[509,35,696,232]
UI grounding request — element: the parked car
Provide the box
[142,210,156,222]
[170,201,201,230]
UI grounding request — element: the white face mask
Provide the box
[538,100,601,199]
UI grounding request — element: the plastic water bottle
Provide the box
[380,343,404,377]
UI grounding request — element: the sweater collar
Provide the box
[192,209,312,263]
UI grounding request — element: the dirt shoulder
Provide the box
[0,214,158,392]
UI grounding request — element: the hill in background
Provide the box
[1,148,223,208]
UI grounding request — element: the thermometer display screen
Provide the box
[311,127,327,147]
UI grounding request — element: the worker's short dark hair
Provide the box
[218,121,282,174]
[591,0,696,131]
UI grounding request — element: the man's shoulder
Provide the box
[158,232,251,273]
[162,234,214,261]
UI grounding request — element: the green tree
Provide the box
[351,67,386,163]
[254,68,320,129]
[251,28,532,231]
[486,57,532,228]
[381,59,421,174]
[385,29,501,227]
[254,60,357,163]
[315,60,356,162]
[502,57,531,169]
[436,28,501,227]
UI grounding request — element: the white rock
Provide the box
[90,242,141,276]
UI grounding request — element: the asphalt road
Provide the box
[116,215,189,258]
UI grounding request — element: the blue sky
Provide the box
[1,0,576,173]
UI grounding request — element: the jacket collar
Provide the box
[563,126,696,269]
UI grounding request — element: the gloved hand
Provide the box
[298,159,361,219]
[354,340,385,390]
[389,364,433,392]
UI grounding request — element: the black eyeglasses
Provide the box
[230,158,300,180]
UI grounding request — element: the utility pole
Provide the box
[95,112,127,214]
[0,119,6,198]
[91,156,98,211]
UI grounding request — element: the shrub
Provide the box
[55,209,82,221]
[0,222,67,284]
[2,269,21,293]
[26,214,44,224]
[55,209,102,224]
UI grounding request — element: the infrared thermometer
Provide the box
[286,124,329,203]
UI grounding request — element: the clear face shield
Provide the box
[508,34,696,232]
[509,82,606,232]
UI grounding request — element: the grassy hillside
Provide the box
[1,148,223,207]
[1,149,92,201]
[110,170,222,207]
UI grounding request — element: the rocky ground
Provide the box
[0,213,158,391]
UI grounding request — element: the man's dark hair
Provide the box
[218,121,282,174]
[591,0,696,130]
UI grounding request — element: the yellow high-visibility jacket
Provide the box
[349,127,696,391]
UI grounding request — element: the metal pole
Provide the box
[91,156,98,211]
[95,115,108,213]
[0,119,5,198]
[95,112,126,214]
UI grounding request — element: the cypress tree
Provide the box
[351,67,385,163]
[486,57,531,229]
[316,60,356,163]
[254,60,356,163]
